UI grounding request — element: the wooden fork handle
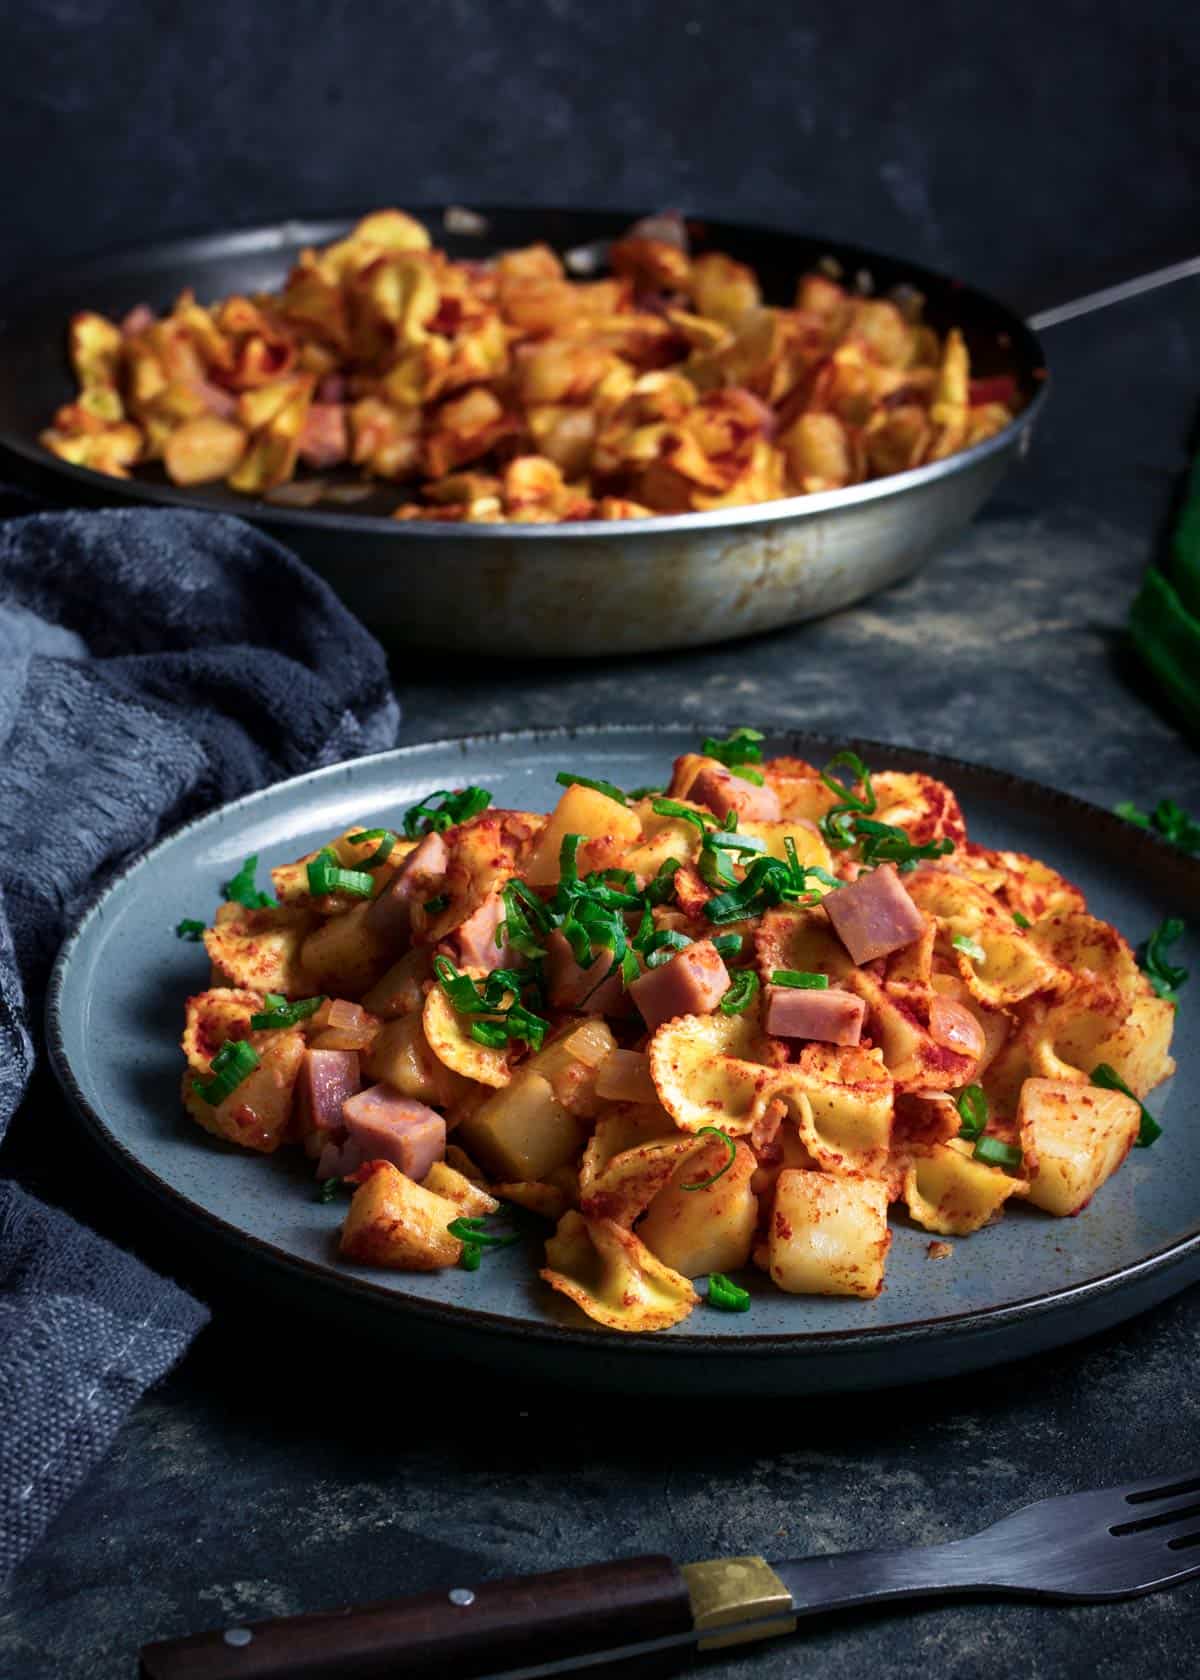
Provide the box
[138,1554,694,1680]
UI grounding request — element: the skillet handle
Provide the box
[137,1554,694,1680]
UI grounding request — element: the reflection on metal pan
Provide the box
[0,207,1048,654]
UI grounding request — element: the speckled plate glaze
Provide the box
[47,727,1200,1395]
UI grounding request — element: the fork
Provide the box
[138,1469,1200,1679]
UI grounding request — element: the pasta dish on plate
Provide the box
[178,734,1176,1332]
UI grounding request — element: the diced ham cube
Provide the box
[763,985,866,1046]
[823,864,927,963]
[629,939,730,1032]
[690,764,781,823]
[341,1084,446,1181]
[546,928,626,1013]
[366,830,449,945]
[294,1048,361,1133]
[298,402,349,469]
[444,889,515,974]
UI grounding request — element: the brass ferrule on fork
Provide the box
[681,1555,797,1651]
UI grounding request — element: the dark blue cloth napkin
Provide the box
[0,503,399,1579]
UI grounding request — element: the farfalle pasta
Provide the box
[45,209,1019,523]
[177,735,1178,1332]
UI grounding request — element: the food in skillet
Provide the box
[44,210,1018,522]
[177,735,1178,1332]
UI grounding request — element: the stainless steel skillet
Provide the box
[0,207,1192,656]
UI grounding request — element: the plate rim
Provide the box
[45,722,1200,1361]
[0,203,1048,542]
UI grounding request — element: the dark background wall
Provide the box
[4,0,1197,313]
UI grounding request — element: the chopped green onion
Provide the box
[192,1038,259,1106]
[707,1272,751,1312]
[770,969,830,989]
[598,867,639,890]
[402,786,492,839]
[348,828,398,868]
[719,969,760,1015]
[250,994,326,1030]
[651,797,718,835]
[558,832,584,885]
[1115,797,1200,853]
[460,1242,482,1271]
[643,931,692,969]
[972,1136,1024,1171]
[1012,911,1032,929]
[682,1126,737,1191]
[643,858,682,906]
[306,848,375,899]
[702,726,765,769]
[1092,1063,1163,1147]
[447,1215,520,1249]
[424,893,450,914]
[955,1084,988,1142]
[953,934,987,964]
[470,1020,510,1049]
[497,879,556,961]
[704,854,820,923]
[506,1005,549,1050]
[1140,917,1188,1001]
[853,818,955,872]
[628,785,666,800]
[175,918,206,941]
[1114,800,1151,829]
[316,1177,343,1203]
[819,751,876,847]
[712,933,743,960]
[433,957,549,1052]
[222,854,276,910]
[555,771,628,804]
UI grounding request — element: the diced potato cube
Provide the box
[163,416,247,485]
[300,901,392,997]
[767,1169,890,1298]
[363,1012,468,1107]
[361,948,431,1018]
[183,1029,306,1153]
[524,785,642,886]
[1017,1077,1141,1215]
[639,1142,757,1277]
[457,1070,582,1181]
[340,1161,462,1269]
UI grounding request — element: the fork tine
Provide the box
[1110,1497,1200,1538]
[1111,1468,1200,1506]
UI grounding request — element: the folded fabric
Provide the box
[1130,448,1200,738]
[0,504,399,1578]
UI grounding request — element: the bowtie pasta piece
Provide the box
[541,1212,699,1331]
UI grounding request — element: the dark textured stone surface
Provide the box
[4,8,1200,1666]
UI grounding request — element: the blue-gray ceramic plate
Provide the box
[47,727,1199,1395]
